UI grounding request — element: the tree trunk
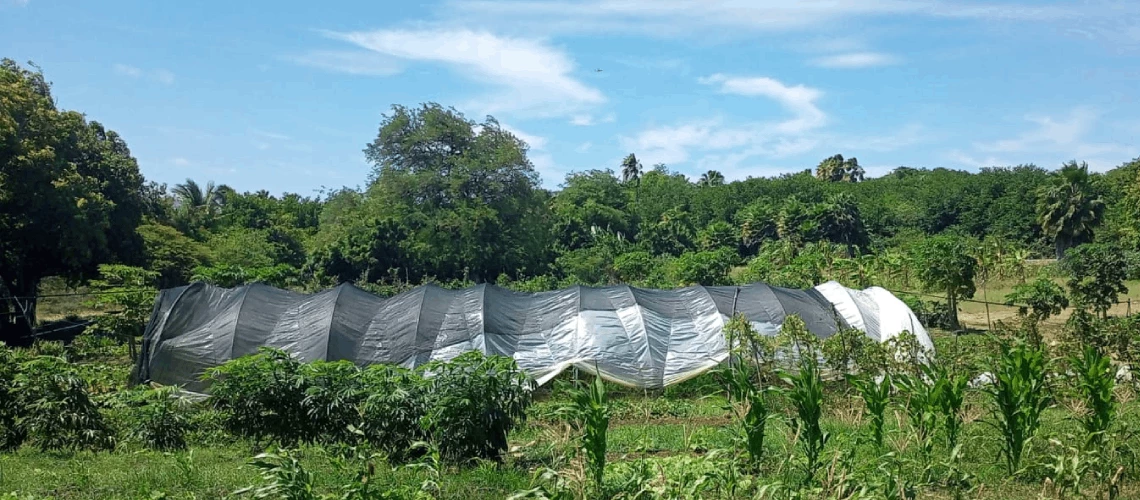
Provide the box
[947,291,961,331]
[1055,237,1067,260]
[0,275,39,346]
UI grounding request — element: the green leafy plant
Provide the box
[15,356,115,452]
[0,347,28,452]
[1070,345,1116,451]
[204,348,311,445]
[420,351,534,462]
[301,360,364,444]
[984,340,1050,475]
[131,386,191,451]
[931,363,968,453]
[356,364,428,462]
[723,361,771,468]
[1004,277,1068,347]
[848,373,891,449]
[561,371,610,492]
[894,370,940,465]
[782,355,829,484]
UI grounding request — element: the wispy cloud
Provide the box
[810,52,900,68]
[287,50,403,76]
[114,64,175,84]
[317,28,604,118]
[170,157,191,167]
[498,123,548,150]
[952,106,1135,171]
[699,74,826,133]
[443,0,1082,38]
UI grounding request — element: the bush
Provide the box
[16,356,115,452]
[131,386,191,451]
[356,364,428,461]
[301,361,364,444]
[0,347,28,451]
[421,351,534,462]
[204,348,311,445]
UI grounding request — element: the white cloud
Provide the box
[321,28,604,117]
[252,129,291,141]
[114,64,174,84]
[443,0,1082,38]
[810,52,899,68]
[699,74,826,133]
[576,141,593,153]
[950,107,1136,171]
[170,157,191,167]
[287,50,403,76]
[529,152,566,184]
[570,115,595,126]
[497,123,547,150]
[975,107,1130,158]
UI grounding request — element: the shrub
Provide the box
[0,347,28,451]
[205,348,311,445]
[357,364,428,461]
[420,351,534,462]
[301,361,364,444]
[131,386,191,451]
[16,356,115,452]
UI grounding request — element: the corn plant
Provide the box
[984,340,1050,475]
[723,362,771,468]
[894,371,940,464]
[1070,345,1116,451]
[782,355,828,484]
[561,372,610,492]
[847,373,890,449]
[930,363,968,453]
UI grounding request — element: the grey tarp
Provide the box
[135,281,931,392]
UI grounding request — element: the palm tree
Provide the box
[698,170,725,187]
[815,154,864,183]
[621,153,643,202]
[172,178,228,231]
[1036,161,1105,259]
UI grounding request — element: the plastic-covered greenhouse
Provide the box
[133,281,932,392]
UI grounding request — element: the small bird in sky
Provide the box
[595,68,603,72]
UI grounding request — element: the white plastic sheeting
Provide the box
[134,281,932,392]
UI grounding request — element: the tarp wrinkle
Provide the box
[135,280,931,391]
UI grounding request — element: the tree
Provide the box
[697,221,738,251]
[137,223,209,288]
[362,103,551,282]
[86,265,157,360]
[550,170,632,251]
[815,154,864,183]
[1036,161,1105,259]
[621,153,643,204]
[0,59,145,342]
[172,178,228,237]
[1004,277,1068,346]
[668,248,736,286]
[815,193,869,254]
[698,170,725,187]
[737,201,778,249]
[1061,243,1128,318]
[912,235,977,330]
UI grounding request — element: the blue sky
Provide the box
[3,0,1139,196]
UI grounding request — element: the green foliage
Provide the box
[14,356,115,452]
[129,386,191,451]
[1004,277,1068,346]
[722,362,770,468]
[821,327,874,375]
[205,348,312,445]
[192,263,300,288]
[848,373,890,449]
[1037,161,1105,259]
[894,369,940,463]
[985,341,1051,475]
[561,373,609,491]
[86,264,158,358]
[137,223,209,288]
[782,355,828,484]
[0,347,28,451]
[356,365,428,461]
[1070,346,1116,451]
[697,221,738,251]
[420,351,534,462]
[912,234,977,330]
[1062,243,1129,317]
[667,248,736,286]
[0,59,145,332]
[931,363,968,453]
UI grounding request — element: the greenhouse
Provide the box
[134,281,932,392]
